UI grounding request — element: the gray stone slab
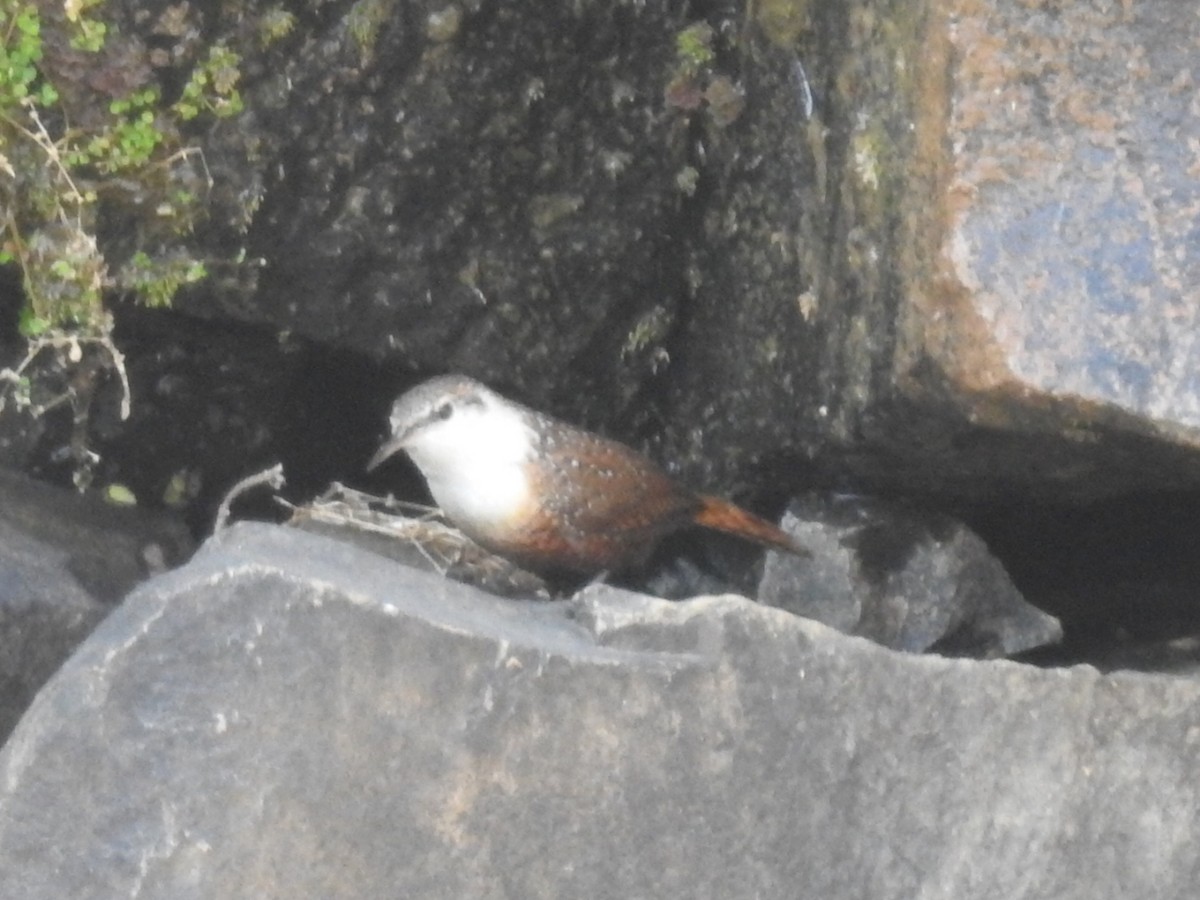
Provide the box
[0,514,106,742]
[0,468,193,742]
[0,522,1197,898]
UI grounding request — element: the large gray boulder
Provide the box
[0,468,192,743]
[0,522,1196,898]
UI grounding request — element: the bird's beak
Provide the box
[366,433,408,472]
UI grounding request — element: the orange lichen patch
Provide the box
[896,2,1015,402]
[897,1,1031,408]
[1062,90,1118,133]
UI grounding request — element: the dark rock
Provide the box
[100,311,311,531]
[57,0,1200,550]
[760,493,1062,657]
[0,468,193,742]
[0,399,43,472]
[33,0,1200,520]
[0,516,105,744]
[1,521,1197,898]
[182,0,694,413]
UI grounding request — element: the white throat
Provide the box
[402,400,534,531]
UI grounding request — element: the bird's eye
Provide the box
[435,402,453,420]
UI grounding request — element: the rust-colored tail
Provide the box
[693,495,810,558]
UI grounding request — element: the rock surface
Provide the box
[0,467,192,743]
[2,521,1199,898]
[191,0,693,411]
[804,0,1200,498]
[760,494,1062,657]
[939,1,1200,430]
[10,0,1200,572]
[108,0,1200,502]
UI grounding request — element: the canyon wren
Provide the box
[366,374,810,575]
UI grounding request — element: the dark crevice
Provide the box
[961,493,1200,667]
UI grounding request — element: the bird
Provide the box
[366,374,809,576]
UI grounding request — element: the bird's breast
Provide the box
[415,450,530,542]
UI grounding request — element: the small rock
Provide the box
[759,493,1061,657]
[0,467,193,742]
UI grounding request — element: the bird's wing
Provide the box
[541,428,698,530]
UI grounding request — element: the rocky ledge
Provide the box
[0,522,1196,899]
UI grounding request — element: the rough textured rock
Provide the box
[8,0,1196,527]
[771,0,1200,499]
[171,0,1200,500]
[760,493,1062,657]
[939,1,1200,429]
[3,521,1200,898]
[34,0,1199,531]
[0,467,192,742]
[0,335,45,471]
[185,0,695,413]
[0,515,106,744]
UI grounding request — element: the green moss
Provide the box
[750,0,809,48]
[0,0,249,473]
[174,44,244,121]
[666,21,745,128]
[675,165,700,195]
[118,252,208,309]
[622,306,672,359]
[103,482,137,506]
[675,22,716,73]
[0,0,247,337]
[529,193,584,234]
[850,128,882,193]
[347,0,393,63]
[425,6,462,44]
[258,6,296,47]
